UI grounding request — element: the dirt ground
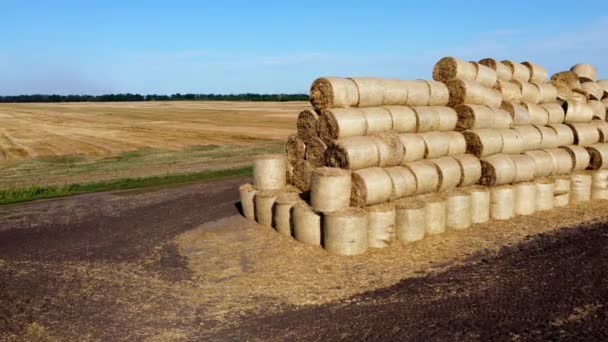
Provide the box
[1,177,607,340]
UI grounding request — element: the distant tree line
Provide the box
[0,93,309,103]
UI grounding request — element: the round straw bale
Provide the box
[571,63,598,82]
[349,77,384,107]
[455,104,494,130]
[273,192,303,236]
[362,107,393,134]
[297,109,319,143]
[500,128,525,154]
[563,101,594,124]
[604,98,608,110]
[514,182,536,216]
[310,77,359,110]
[286,134,306,163]
[373,132,405,167]
[535,178,555,211]
[413,106,440,132]
[539,103,565,125]
[405,161,440,194]
[567,123,600,146]
[405,80,431,106]
[561,145,590,171]
[597,80,608,97]
[395,201,425,242]
[433,56,477,82]
[385,166,417,199]
[381,79,408,106]
[515,81,542,104]
[310,167,351,212]
[437,106,458,131]
[253,154,287,191]
[385,106,417,133]
[592,120,608,142]
[398,133,426,162]
[446,190,472,230]
[463,129,503,157]
[287,160,295,185]
[589,100,607,121]
[466,186,491,223]
[326,136,379,170]
[366,203,396,249]
[490,185,515,220]
[543,148,573,175]
[514,125,542,150]
[480,154,517,186]
[494,109,514,129]
[292,203,321,246]
[430,156,462,191]
[524,150,554,177]
[591,188,608,200]
[446,79,502,108]
[472,62,497,87]
[501,102,531,126]
[452,154,482,186]
[351,167,393,207]
[424,195,447,235]
[581,82,604,101]
[547,124,575,147]
[553,176,571,207]
[551,80,574,101]
[447,132,467,155]
[255,189,283,227]
[494,80,522,102]
[591,170,608,200]
[523,103,549,125]
[535,125,559,149]
[502,61,530,82]
[586,143,608,170]
[551,71,581,89]
[239,183,257,220]
[479,58,512,81]
[511,154,536,182]
[292,159,313,191]
[420,132,450,158]
[426,80,450,106]
[571,88,590,101]
[522,61,549,83]
[323,208,368,256]
[318,108,367,143]
[305,137,327,167]
[570,172,592,203]
[534,82,558,103]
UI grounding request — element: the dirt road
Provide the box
[1,178,607,340]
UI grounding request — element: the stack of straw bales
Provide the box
[240,57,608,256]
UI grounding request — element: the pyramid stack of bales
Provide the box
[239,56,608,256]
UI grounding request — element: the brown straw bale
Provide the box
[560,145,590,171]
[426,80,450,106]
[413,106,440,132]
[372,132,405,167]
[551,71,581,89]
[463,129,503,157]
[540,103,565,124]
[523,103,549,125]
[351,167,393,207]
[430,156,462,191]
[494,80,522,102]
[446,79,502,108]
[366,203,396,249]
[535,125,559,149]
[455,104,494,130]
[547,124,575,147]
[437,106,459,131]
[513,125,543,151]
[571,88,590,101]
[499,128,525,154]
[551,80,574,101]
[452,154,482,186]
[292,159,314,191]
[571,63,598,82]
[292,203,322,246]
[385,106,417,133]
[325,136,379,170]
[514,81,542,104]
[432,56,477,82]
[420,132,450,158]
[254,189,283,227]
[524,150,554,177]
[511,154,536,182]
[446,190,472,230]
[480,154,517,186]
[522,61,549,83]
[562,101,594,123]
[253,154,287,191]
[514,182,536,216]
[405,80,431,106]
[297,109,319,143]
[385,166,417,199]
[501,101,531,126]
[502,60,530,82]
[318,108,367,143]
[586,143,608,170]
[349,77,385,107]
[479,58,512,81]
[394,200,425,242]
[323,208,368,256]
[490,185,516,220]
[581,82,604,101]
[494,109,514,129]
[310,167,351,212]
[361,107,393,134]
[589,100,607,121]
[273,192,303,236]
[310,77,359,110]
[543,148,574,175]
[447,132,467,155]
[567,123,601,146]
[239,183,257,220]
[465,185,491,223]
[381,79,408,106]
[472,62,498,87]
[405,160,440,194]
[592,120,608,142]
[286,134,307,163]
[535,178,556,211]
[398,133,426,162]
[305,137,327,167]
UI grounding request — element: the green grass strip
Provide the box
[0,166,252,205]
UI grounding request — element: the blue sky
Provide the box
[0,0,607,95]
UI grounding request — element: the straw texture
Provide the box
[366,203,396,249]
[586,143,608,170]
[535,178,555,211]
[395,201,425,242]
[239,183,257,220]
[310,77,359,110]
[514,182,536,216]
[523,61,549,83]
[570,172,592,203]
[273,192,303,236]
[405,160,440,194]
[561,145,591,171]
[447,79,502,108]
[253,154,287,191]
[318,108,367,143]
[323,208,368,256]
[385,106,417,133]
[502,61,530,82]
[430,156,462,191]
[446,190,472,230]
[310,167,351,212]
[479,58,512,81]
[293,203,322,246]
[398,133,426,162]
[326,136,379,170]
[480,154,517,186]
[467,186,491,223]
[463,129,503,157]
[385,166,417,200]
[297,109,319,142]
[511,154,536,183]
[351,167,393,207]
[524,150,554,177]
[424,196,447,235]
[305,137,327,167]
[490,185,516,220]
[501,102,531,126]
[452,154,482,186]
[571,63,598,82]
